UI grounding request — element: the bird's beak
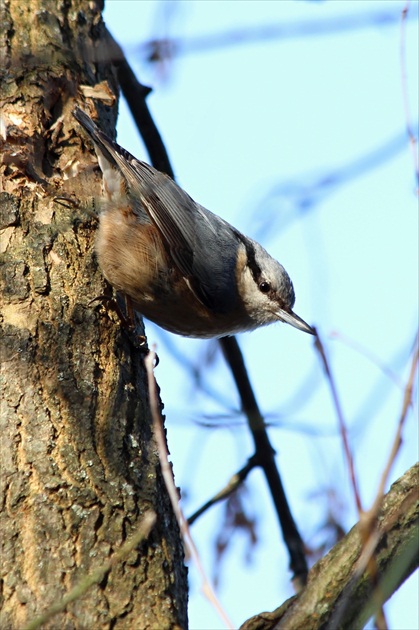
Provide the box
[278,309,315,335]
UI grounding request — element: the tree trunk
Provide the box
[0,1,188,628]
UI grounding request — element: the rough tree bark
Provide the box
[0,1,188,628]
[241,463,418,630]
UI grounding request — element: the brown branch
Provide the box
[313,329,417,628]
[330,329,419,629]
[240,463,419,630]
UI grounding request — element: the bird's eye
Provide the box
[259,281,271,293]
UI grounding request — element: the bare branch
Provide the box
[219,336,308,590]
[240,463,419,630]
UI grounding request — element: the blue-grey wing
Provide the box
[74,109,238,312]
[125,160,239,313]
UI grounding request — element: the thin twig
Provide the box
[314,330,388,627]
[23,511,156,630]
[354,331,418,601]
[367,329,418,520]
[330,462,419,630]
[318,330,418,629]
[188,457,256,525]
[144,351,235,630]
[314,329,363,513]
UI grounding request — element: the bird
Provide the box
[73,107,314,339]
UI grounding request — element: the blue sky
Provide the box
[103,2,418,628]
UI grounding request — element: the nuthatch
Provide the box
[73,108,314,338]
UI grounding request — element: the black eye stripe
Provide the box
[232,230,262,283]
[232,231,278,301]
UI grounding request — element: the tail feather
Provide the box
[74,108,128,200]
